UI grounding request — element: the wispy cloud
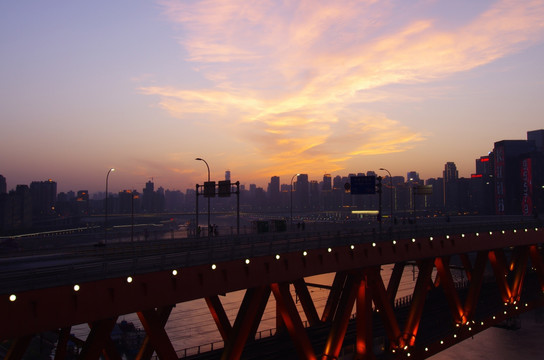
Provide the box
[143,0,544,177]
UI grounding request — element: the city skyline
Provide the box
[2,1,544,193]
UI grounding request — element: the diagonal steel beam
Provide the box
[205,296,232,341]
[271,282,317,360]
[321,272,362,359]
[135,305,174,360]
[138,309,177,360]
[221,286,271,360]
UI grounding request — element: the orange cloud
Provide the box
[145,0,544,179]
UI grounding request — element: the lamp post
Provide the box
[379,168,394,224]
[105,167,115,244]
[195,158,211,235]
[290,174,299,225]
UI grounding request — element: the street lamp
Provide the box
[105,167,115,244]
[290,174,300,225]
[195,158,211,235]
[379,168,394,224]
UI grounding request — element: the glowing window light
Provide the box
[9,294,16,302]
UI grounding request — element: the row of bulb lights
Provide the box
[7,227,540,303]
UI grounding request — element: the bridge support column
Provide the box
[435,257,463,323]
[271,282,317,360]
[322,271,348,322]
[136,305,174,360]
[138,309,177,360]
[206,296,232,340]
[221,286,271,360]
[322,272,361,360]
[293,279,320,326]
[367,267,401,350]
[79,317,118,360]
[355,273,375,360]
[403,259,434,346]
[387,262,405,304]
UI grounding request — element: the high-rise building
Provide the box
[295,174,309,210]
[0,175,6,195]
[322,174,332,191]
[494,139,537,215]
[30,179,57,217]
[443,162,459,212]
[225,170,231,181]
[528,129,544,153]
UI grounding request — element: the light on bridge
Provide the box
[429,236,433,241]
[372,242,377,247]
[172,269,178,276]
[411,238,416,243]
[127,277,133,283]
[245,259,250,265]
[327,248,332,253]
[9,294,16,302]
[392,240,397,245]
[211,264,217,270]
[73,284,80,292]
[275,254,281,260]
[350,245,355,250]
[303,251,308,256]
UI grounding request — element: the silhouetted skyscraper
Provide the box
[528,129,544,153]
[30,179,57,217]
[443,162,458,212]
[225,170,231,181]
[322,174,332,191]
[0,175,6,195]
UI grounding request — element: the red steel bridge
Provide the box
[2,217,544,359]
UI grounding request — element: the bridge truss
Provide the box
[2,223,544,359]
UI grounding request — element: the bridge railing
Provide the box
[1,217,542,294]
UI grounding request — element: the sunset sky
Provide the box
[2,0,544,194]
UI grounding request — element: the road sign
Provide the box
[350,176,376,195]
[204,181,216,197]
[218,180,231,197]
[414,185,433,195]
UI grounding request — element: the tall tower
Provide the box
[225,170,231,181]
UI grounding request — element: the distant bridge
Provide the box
[1,216,544,359]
